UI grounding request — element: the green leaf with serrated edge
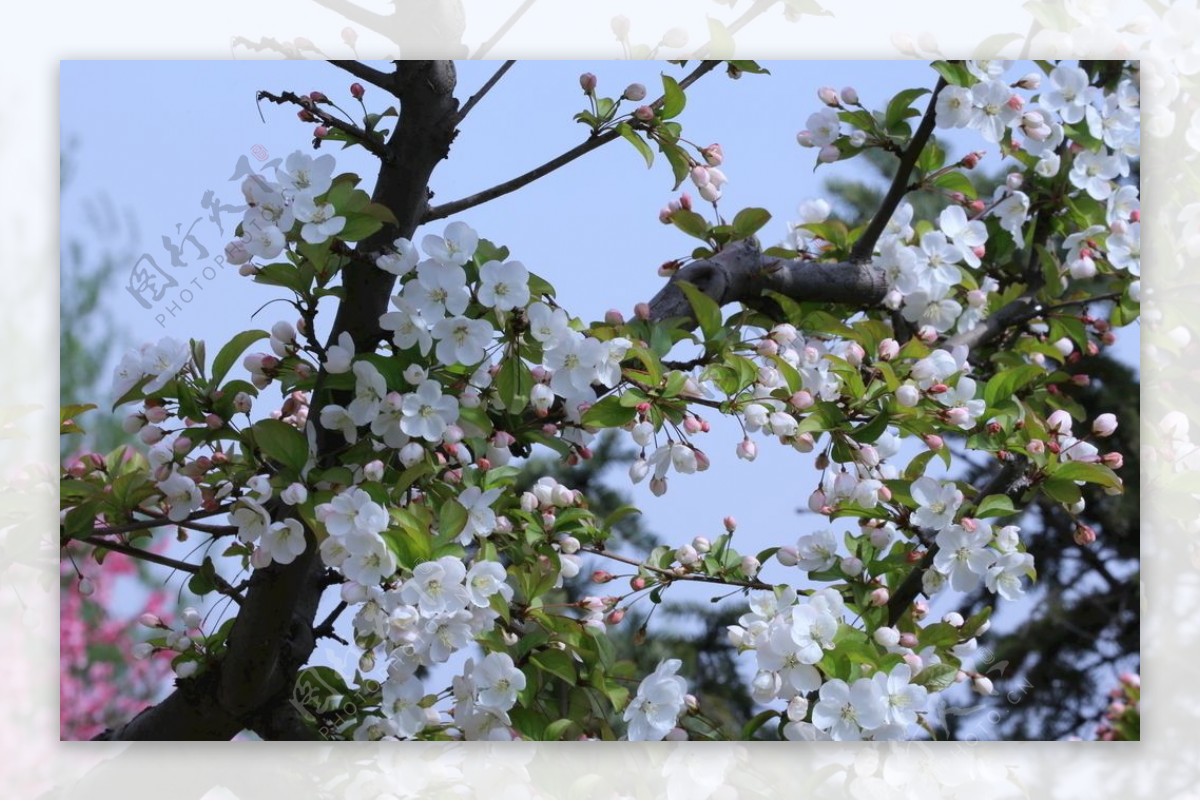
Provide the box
[675,281,722,340]
[581,395,636,428]
[1052,460,1122,488]
[211,330,269,387]
[617,122,653,168]
[249,419,310,472]
[912,662,959,691]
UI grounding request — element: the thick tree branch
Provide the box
[424,60,722,223]
[849,77,947,263]
[648,238,889,327]
[329,59,395,93]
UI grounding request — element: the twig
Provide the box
[257,90,389,161]
[76,535,245,604]
[473,0,538,59]
[313,601,350,645]
[329,60,394,93]
[456,60,515,125]
[580,545,772,591]
[423,60,722,222]
[86,508,233,538]
[849,77,948,263]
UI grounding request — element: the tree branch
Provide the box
[257,90,389,161]
[424,60,722,223]
[456,60,515,124]
[85,507,232,538]
[581,545,772,591]
[849,76,947,263]
[329,60,395,93]
[648,238,889,327]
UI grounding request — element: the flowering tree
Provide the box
[60,58,1140,741]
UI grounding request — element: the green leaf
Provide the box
[211,330,269,387]
[930,60,974,87]
[581,395,637,429]
[1042,476,1082,505]
[1052,460,1122,489]
[530,648,577,684]
[912,662,959,691]
[740,709,780,740]
[660,74,686,120]
[616,122,654,168]
[675,280,722,340]
[495,356,532,414]
[187,557,219,596]
[438,500,468,545]
[249,419,310,473]
[984,365,1045,409]
[731,207,771,239]
[337,212,384,243]
[543,718,578,741]
[931,171,977,199]
[670,209,711,241]
[658,140,691,190]
[974,493,1016,518]
[885,87,931,129]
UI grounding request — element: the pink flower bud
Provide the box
[796,130,815,148]
[817,86,840,106]
[634,302,651,321]
[630,576,647,591]
[923,434,944,451]
[139,426,165,445]
[633,105,655,122]
[579,72,597,94]
[173,437,192,454]
[309,90,328,103]
[878,338,899,361]
[350,82,365,99]
[899,632,919,648]
[78,577,95,597]
[896,384,920,407]
[740,555,761,576]
[918,326,939,344]
[962,151,982,169]
[1074,523,1097,546]
[841,86,859,105]
[1102,452,1124,469]
[807,488,827,514]
[723,516,737,532]
[789,390,814,410]
[314,125,330,138]
[817,144,840,164]
[776,546,799,567]
[606,608,626,625]
[623,83,646,101]
[650,476,668,496]
[701,143,724,166]
[869,587,890,606]
[591,570,615,584]
[841,556,863,576]
[1092,413,1118,437]
[1027,439,1045,455]
[1016,72,1041,90]
[973,675,995,695]
[1006,94,1024,111]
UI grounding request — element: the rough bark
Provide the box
[647,238,889,327]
